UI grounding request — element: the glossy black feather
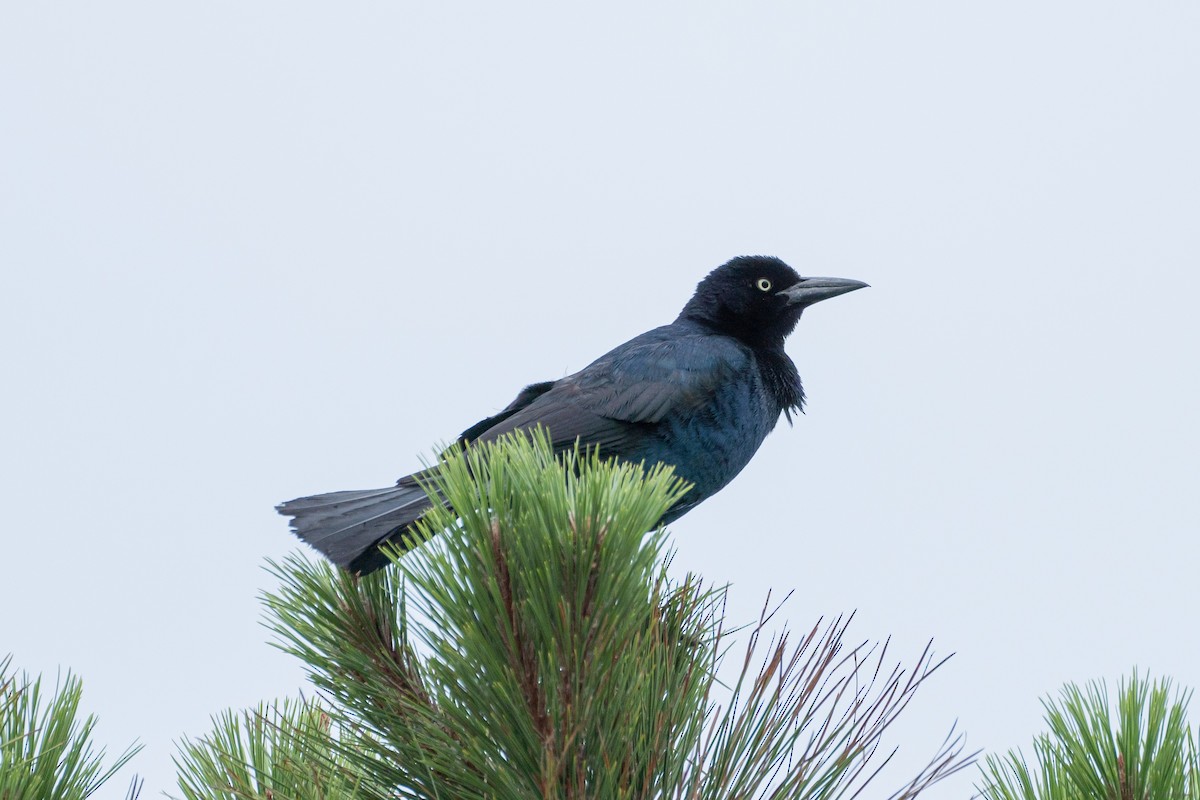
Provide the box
[278,255,865,573]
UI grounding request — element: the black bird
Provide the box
[279,256,867,574]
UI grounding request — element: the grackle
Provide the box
[278,256,867,574]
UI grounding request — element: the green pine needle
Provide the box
[977,670,1200,800]
[0,654,141,800]
[257,432,972,799]
[171,698,366,800]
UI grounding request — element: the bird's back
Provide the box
[475,319,789,516]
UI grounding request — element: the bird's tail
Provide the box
[276,475,437,575]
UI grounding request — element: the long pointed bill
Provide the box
[779,276,870,308]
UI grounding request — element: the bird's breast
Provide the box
[645,376,779,509]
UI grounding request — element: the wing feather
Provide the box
[467,327,750,455]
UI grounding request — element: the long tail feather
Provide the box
[276,477,438,574]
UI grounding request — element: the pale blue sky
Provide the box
[2,2,1198,796]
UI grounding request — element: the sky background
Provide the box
[2,1,1198,797]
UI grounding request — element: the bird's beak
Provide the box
[779,276,870,308]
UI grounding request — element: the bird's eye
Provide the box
[756,278,772,292]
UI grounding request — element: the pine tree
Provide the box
[0,654,141,800]
[978,671,1200,800]
[176,432,972,799]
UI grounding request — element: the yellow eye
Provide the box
[756,278,772,292]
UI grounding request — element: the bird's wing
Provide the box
[469,327,749,453]
[457,380,557,444]
[567,331,748,423]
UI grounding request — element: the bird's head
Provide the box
[679,255,868,347]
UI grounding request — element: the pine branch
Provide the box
[0,654,141,800]
[171,698,365,800]
[263,432,973,799]
[977,670,1200,799]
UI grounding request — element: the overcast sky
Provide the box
[2,2,1198,797]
